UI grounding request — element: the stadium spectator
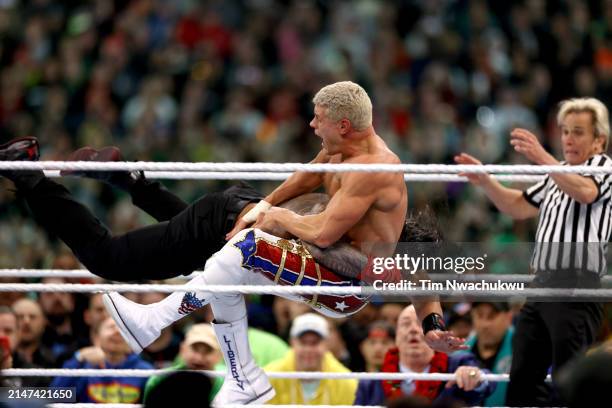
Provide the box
[0,305,50,387]
[144,323,223,402]
[38,277,79,364]
[51,316,153,403]
[82,293,109,346]
[12,298,55,368]
[355,305,494,406]
[359,321,396,373]
[458,302,514,407]
[264,313,357,405]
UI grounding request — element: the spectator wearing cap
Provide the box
[446,308,473,340]
[360,321,396,372]
[264,313,357,405]
[144,323,223,403]
[457,302,514,407]
[355,305,495,406]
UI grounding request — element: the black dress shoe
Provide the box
[0,137,39,161]
[0,136,43,189]
[61,146,143,191]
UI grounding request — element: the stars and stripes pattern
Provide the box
[234,230,370,316]
[178,292,205,315]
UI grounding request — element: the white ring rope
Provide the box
[2,269,611,285]
[0,269,99,279]
[0,283,609,299]
[2,368,531,382]
[46,405,386,408]
[2,161,611,174]
[47,405,142,408]
[42,170,544,183]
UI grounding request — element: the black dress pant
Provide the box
[20,178,261,282]
[506,301,603,406]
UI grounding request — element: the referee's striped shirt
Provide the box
[523,154,612,275]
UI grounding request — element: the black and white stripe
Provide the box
[523,154,612,275]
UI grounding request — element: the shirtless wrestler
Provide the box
[3,82,461,404]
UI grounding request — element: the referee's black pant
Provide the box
[506,301,603,406]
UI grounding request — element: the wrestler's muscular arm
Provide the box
[225,150,328,239]
[258,171,379,248]
[264,149,329,206]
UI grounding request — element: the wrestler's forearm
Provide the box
[265,172,323,205]
[273,209,326,245]
[412,299,443,324]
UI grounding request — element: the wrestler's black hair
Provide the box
[399,206,443,243]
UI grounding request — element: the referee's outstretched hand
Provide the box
[424,329,468,353]
[510,128,556,165]
[454,153,490,185]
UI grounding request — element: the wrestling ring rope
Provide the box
[44,405,393,408]
[3,368,531,382]
[50,170,545,182]
[0,283,610,300]
[0,160,610,174]
[0,161,599,408]
[2,269,612,284]
[45,405,390,408]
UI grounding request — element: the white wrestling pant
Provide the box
[188,227,370,321]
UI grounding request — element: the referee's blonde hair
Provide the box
[313,81,372,131]
[557,98,610,151]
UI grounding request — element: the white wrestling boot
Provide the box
[211,315,275,406]
[103,274,212,353]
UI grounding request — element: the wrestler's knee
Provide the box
[73,239,144,282]
[75,251,129,282]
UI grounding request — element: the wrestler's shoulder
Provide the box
[346,150,401,165]
[343,156,402,187]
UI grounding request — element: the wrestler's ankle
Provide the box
[109,170,144,192]
[128,176,162,199]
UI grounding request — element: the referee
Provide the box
[455,97,611,406]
